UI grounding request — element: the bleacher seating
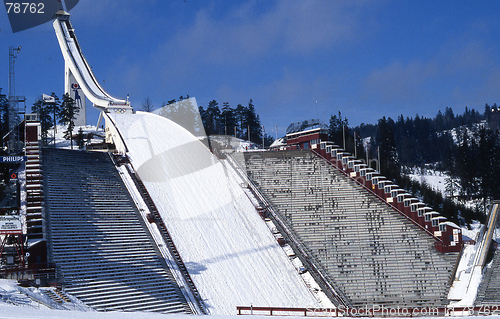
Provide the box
[244,149,459,308]
[42,148,191,313]
[476,250,500,305]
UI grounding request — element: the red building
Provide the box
[285,119,329,149]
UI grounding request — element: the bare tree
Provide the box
[141,97,154,112]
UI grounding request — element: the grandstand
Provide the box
[42,148,192,313]
[244,149,460,307]
[476,250,500,305]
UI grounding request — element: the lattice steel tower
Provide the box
[8,46,25,154]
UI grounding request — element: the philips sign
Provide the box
[0,156,28,163]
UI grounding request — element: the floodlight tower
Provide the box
[8,46,25,154]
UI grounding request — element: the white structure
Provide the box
[53,10,133,125]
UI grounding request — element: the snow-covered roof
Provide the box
[444,221,460,228]
[270,137,286,148]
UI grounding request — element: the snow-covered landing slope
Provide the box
[112,112,319,315]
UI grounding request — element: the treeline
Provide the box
[30,93,81,149]
[327,106,496,225]
[0,89,11,183]
[197,99,274,147]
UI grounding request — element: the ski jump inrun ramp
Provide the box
[53,11,321,314]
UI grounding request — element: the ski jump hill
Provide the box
[36,10,479,316]
[45,11,319,315]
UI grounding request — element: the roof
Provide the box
[285,119,328,134]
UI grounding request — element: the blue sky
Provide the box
[2,0,500,137]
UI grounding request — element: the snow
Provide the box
[407,168,448,195]
[0,280,91,312]
[447,243,483,305]
[111,111,320,315]
[45,125,105,149]
[116,165,202,313]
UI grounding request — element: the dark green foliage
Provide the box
[59,93,79,149]
[376,117,400,181]
[199,100,220,136]
[221,102,237,136]
[159,98,204,136]
[328,111,349,148]
[351,105,495,223]
[397,174,484,225]
[0,89,9,138]
[76,127,85,149]
[31,98,54,145]
[263,134,275,148]
[245,99,262,144]
[235,104,246,138]
[0,89,10,184]
[198,99,264,145]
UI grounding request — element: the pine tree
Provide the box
[204,100,221,135]
[376,116,400,181]
[221,102,237,136]
[76,127,85,149]
[245,99,262,144]
[235,104,246,139]
[59,93,80,149]
[0,89,9,139]
[158,98,203,136]
[31,98,53,145]
[328,111,349,148]
[455,127,477,200]
[48,93,61,133]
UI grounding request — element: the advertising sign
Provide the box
[0,215,22,234]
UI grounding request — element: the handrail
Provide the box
[121,161,206,314]
[225,152,352,308]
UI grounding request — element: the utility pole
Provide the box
[262,125,264,149]
[342,125,345,150]
[354,131,357,158]
[377,146,381,173]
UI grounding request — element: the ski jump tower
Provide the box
[53,10,133,126]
